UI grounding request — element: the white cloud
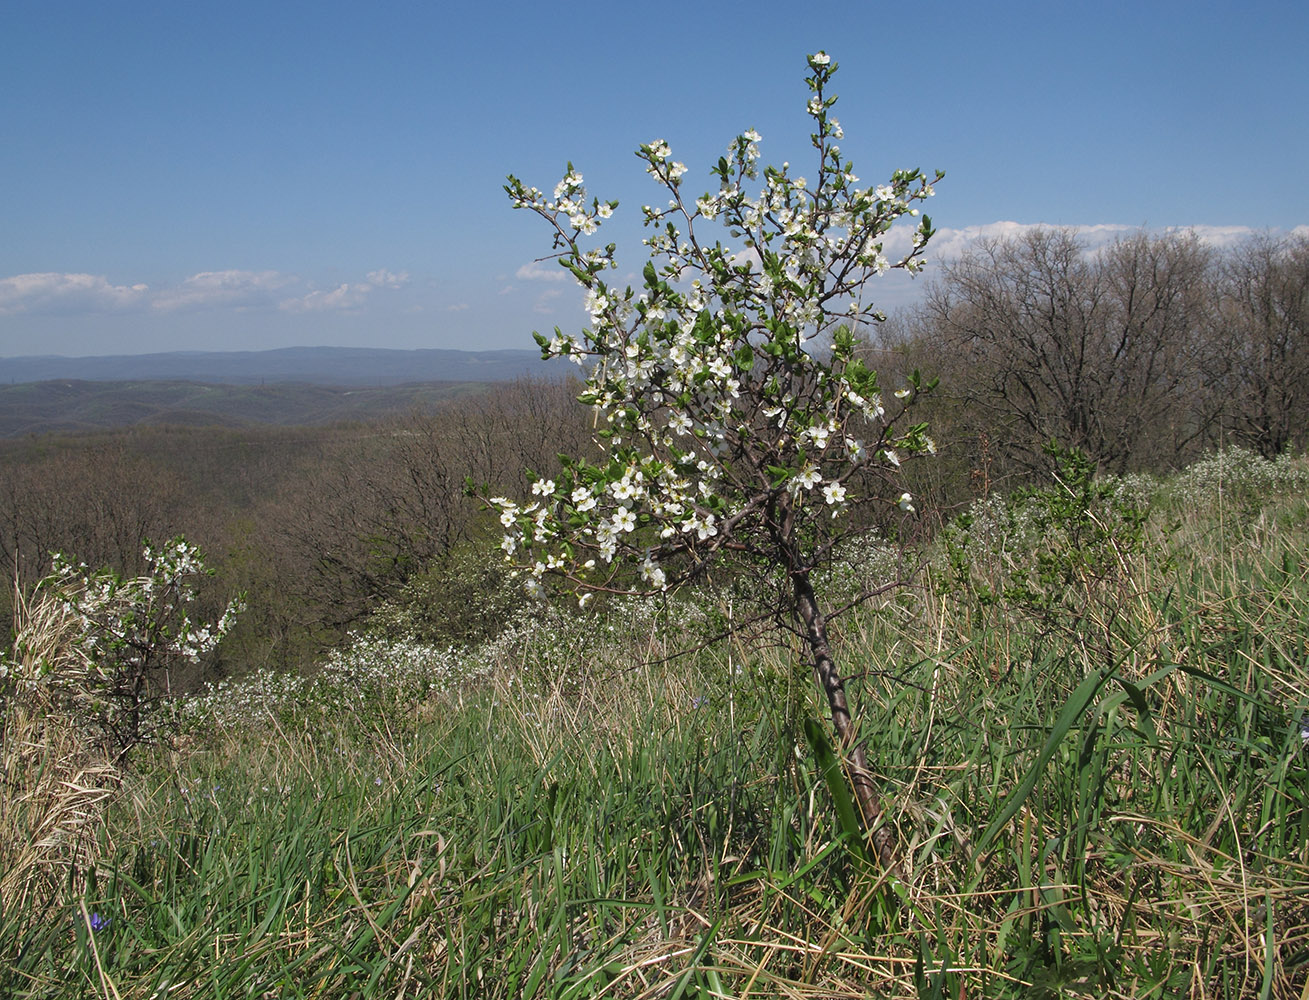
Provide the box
[1170,224,1263,250]
[0,267,415,317]
[533,288,563,313]
[730,247,763,272]
[447,303,470,312]
[366,268,410,289]
[279,268,411,312]
[878,221,1124,262]
[895,221,1275,265]
[857,222,1298,316]
[0,272,149,315]
[153,270,293,312]
[516,260,569,282]
[279,282,371,313]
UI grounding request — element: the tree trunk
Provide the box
[793,570,900,874]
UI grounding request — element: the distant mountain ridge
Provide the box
[0,346,561,386]
[0,380,511,438]
[0,346,574,437]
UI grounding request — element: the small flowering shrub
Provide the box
[361,540,527,648]
[1108,471,1159,515]
[172,666,311,731]
[1166,447,1309,522]
[489,53,939,604]
[816,532,915,608]
[482,592,707,680]
[176,594,706,735]
[178,634,475,731]
[483,51,944,869]
[8,538,243,760]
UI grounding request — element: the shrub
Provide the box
[8,538,242,761]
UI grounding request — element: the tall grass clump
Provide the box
[1,577,122,940]
[867,447,1309,997]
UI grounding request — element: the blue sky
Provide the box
[2,0,1306,358]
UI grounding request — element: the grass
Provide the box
[2,450,1308,997]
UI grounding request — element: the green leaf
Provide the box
[971,664,1113,872]
[833,325,854,357]
[803,715,868,864]
[667,917,724,1000]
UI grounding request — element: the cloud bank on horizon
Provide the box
[7,223,1299,320]
[4,223,1307,358]
[469,221,1309,340]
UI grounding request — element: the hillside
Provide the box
[3,451,1307,997]
[0,379,500,437]
[0,346,574,436]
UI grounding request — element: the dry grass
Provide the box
[1,579,120,916]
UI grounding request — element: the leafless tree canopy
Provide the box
[891,228,1306,480]
[1216,233,1309,457]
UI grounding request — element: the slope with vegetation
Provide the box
[2,447,1307,998]
[0,377,593,673]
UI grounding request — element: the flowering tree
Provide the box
[10,538,244,760]
[487,52,941,869]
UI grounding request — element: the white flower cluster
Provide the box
[176,593,708,732]
[19,539,243,687]
[495,53,940,603]
[6,538,244,751]
[177,634,478,731]
[1168,448,1309,513]
[59,543,241,675]
[815,533,913,611]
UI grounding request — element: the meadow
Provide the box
[2,447,1308,998]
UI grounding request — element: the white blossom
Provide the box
[794,464,822,490]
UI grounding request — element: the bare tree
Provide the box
[262,378,595,639]
[1214,232,1309,457]
[1097,230,1216,467]
[0,438,190,599]
[916,227,1216,475]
